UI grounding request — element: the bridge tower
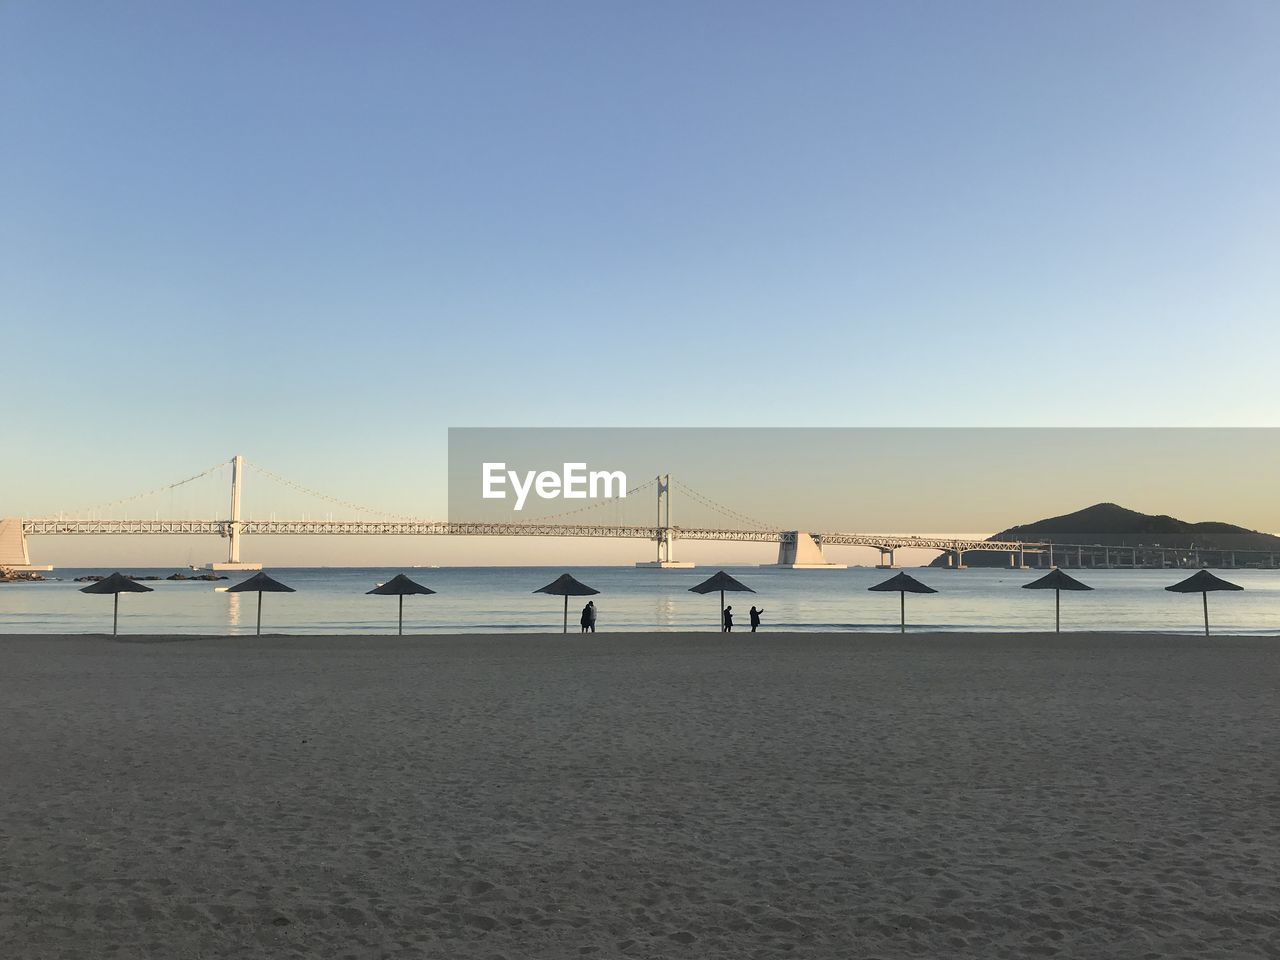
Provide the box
[207,454,262,571]
[635,474,694,569]
[229,453,243,563]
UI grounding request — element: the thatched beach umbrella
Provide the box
[226,571,295,636]
[534,573,599,633]
[367,574,436,635]
[80,572,153,636]
[688,570,755,630]
[868,571,937,633]
[1022,568,1093,633]
[1165,569,1242,636]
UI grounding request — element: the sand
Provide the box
[2,632,1278,959]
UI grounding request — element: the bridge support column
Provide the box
[0,518,49,571]
[953,549,966,570]
[636,475,695,568]
[767,531,847,569]
[207,454,261,571]
[876,548,895,570]
[229,453,242,564]
[636,527,694,569]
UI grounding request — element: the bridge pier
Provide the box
[767,531,847,569]
[0,518,50,571]
[636,527,694,569]
[876,547,895,570]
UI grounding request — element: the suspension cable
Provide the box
[242,460,431,521]
[62,460,231,517]
[672,478,774,529]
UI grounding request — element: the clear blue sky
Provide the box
[3,1,1278,537]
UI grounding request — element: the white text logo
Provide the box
[482,463,627,511]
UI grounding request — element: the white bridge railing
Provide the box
[20,517,1045,554]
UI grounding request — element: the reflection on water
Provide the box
[226,591,241,628]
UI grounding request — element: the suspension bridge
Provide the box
[2,455,1259,573]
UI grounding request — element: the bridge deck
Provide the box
[19,518,1048,553]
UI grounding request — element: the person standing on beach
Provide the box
[585,600,597,633]
[580,602,592,633]
[749,606,763,632]
[722,605,733,632]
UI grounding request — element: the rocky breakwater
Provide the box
[1,567,47,582]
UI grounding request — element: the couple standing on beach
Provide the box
[723,605,764,632]
[580,601,597,633]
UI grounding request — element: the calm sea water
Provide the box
[3,566,1279,635]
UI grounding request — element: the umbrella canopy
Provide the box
[1023,569,1093,592]
[226,571,295,636]
[1166,570,1243,636]
[534,574,600,633]
[868,572,938,595]
[367,574,436,636]
[868,572,936,633]
[79,572,155,595]
[226,572,296,594]
[534,574,600,597]
[688,571,755,596]
[367,574,436,596]
[1023,568,1093,633]
[80,572,153,637]
[1165,570,1243,594]
[688,570,755,631]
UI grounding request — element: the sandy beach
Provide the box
[2,632,1278,959]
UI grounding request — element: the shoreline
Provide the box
[2,629,1278,642]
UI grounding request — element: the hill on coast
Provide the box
[928,503,1280,567]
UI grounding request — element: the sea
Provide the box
[3,566,1279,635]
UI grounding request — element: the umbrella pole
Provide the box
[1056,588,1060,633]
[257,592,262,637]
[900,591,905,634]
[399,594,404,636]
[113,593,119,637]
[1203,591,1209,637]
[721,589,725,631]
[563,595,568,634]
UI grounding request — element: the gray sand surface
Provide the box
[2,632,1278,959]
